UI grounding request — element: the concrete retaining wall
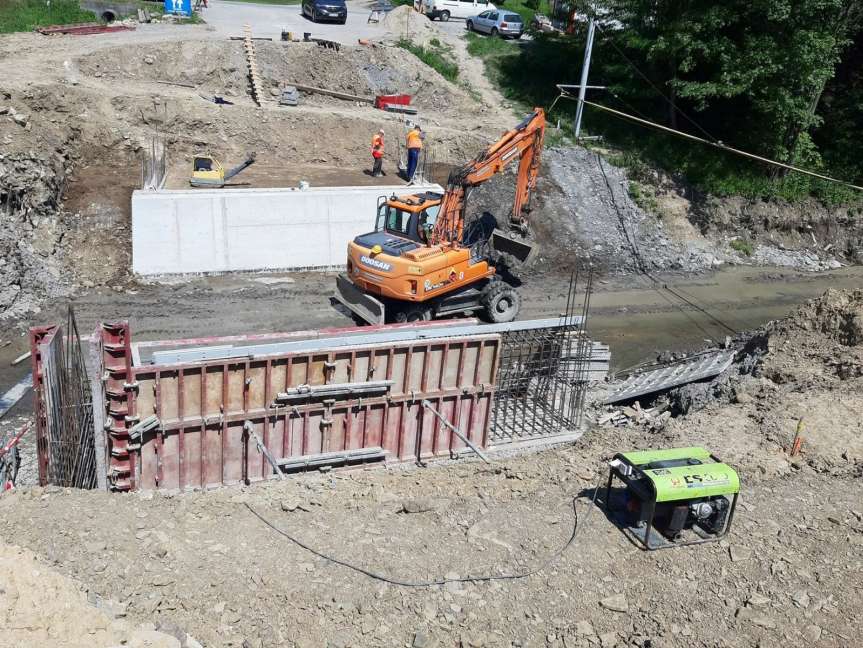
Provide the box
[131,184,443,276]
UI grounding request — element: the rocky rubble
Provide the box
[693,195,863,266]
[537,145,857,275]
[538,146,728,274]
[591,288,863,479]
[0,542,202,648]
[0,151,73,320]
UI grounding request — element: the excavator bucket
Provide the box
[491,228,537,265]
[333,274,386,326]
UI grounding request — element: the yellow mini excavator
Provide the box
[190,152,257,188]
[334,108,545,325]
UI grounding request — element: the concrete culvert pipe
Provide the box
[102,10,116,23]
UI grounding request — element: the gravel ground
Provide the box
[1,289,861,648]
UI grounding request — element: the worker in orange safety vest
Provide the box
[405,124,423,183]
[371,129,385,177]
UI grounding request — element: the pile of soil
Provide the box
[596,288,863,480]
[379,5,443,47]
[75,39,477,116]
[0,542,197,648]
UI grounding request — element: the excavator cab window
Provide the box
[194,157,213,172]
[418,205,440,243]
[384,207,412,237]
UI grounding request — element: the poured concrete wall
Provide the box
[131,184,443,276]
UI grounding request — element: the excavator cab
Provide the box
[191,155,223,184]
[373,193,442,245]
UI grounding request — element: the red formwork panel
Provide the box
[131,333,500,491]
[100,322,136,491]
[29,325,59,486]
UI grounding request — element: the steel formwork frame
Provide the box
[128,330,500,491]
[31,301,597,491]
[28,310,99,489]
[29,325,58,486]
[101,322,137,491]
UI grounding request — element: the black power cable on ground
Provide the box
[244,485,599,588]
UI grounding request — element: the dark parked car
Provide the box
[302,0,348,24]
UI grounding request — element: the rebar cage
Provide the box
[31,307,98,488]
[489,271,593,443]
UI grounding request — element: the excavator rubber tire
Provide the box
[480,282,520,323]
[393,306,433,323]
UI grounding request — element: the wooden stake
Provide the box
[790,418,804,457]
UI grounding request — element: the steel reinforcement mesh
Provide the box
[489,272,593,443]
[38,308,98,488]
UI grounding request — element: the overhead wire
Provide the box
[592,21,721,144]
[559,93,863,192]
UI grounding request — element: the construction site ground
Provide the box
[2,5,863,647]
[2,288,862,648]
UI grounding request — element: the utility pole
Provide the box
[574,16,596,140]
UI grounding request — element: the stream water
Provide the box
[582,265,863,371]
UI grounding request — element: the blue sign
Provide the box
[165,0,192,16]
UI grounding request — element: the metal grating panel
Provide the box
[604,349,736,405]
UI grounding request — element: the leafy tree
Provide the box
[596,0,862,167]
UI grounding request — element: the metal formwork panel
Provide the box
[100,322,136,491]
[29,325,59,486]
[132,335,500,491]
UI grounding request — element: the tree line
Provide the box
[513,1,862,200]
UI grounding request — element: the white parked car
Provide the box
[422,0,496,22]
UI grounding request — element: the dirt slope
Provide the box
[0,28,492,321]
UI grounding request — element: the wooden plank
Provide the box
[285,82,375,104]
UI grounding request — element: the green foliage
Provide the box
[465,31,513,57]
[605,0,860,163]
[730,239,754,256]
[628,181,658,213]
[0,0,96,33]
[496,0,550,25]
[464,2,863,203]
[397,38,459,82]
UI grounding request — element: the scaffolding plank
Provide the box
[604,349,735,405]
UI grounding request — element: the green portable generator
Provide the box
[605,447,740,550]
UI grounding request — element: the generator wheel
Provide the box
[480,283,520,323]
[394,305,433,323]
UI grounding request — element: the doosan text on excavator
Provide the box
[335,108,546,325]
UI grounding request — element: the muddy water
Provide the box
[579,265,863,371]
[1,265,862,404]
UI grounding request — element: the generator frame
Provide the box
[605,447,739,551]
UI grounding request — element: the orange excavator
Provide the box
[334,108,546,325]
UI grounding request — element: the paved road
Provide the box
[201,0,469,43]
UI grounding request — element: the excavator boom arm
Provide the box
[431,108,545,246]
[225,152,257,181]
